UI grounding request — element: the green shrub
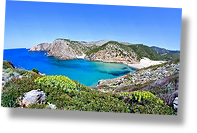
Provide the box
[1,89,19,107]
[121,91,174,115]
[34,75,77,93]
[32,68,39,74]
[56,84,129,112]
[5,68,13,73]
[131,103,174,114]
[0,102,3,107]
[121,91,162,103]
[27,104,47,109]
[8,70,14,76]
[15,69,28,75]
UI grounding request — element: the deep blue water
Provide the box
[3,48,135,86]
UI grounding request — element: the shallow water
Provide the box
[3,48,135,86]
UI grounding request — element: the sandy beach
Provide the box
[128,57,166,69]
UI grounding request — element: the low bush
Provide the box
[121,91,174,115]
[27,104,47,109]
[5,68,13,73]
[41,85,130,112]
[131,103,174,114]
[15,68,28,75]
[34,75,77,93]
[8,70,14,76]
[32,68,39,74]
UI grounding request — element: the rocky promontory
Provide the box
[46,39,77,60]
[29,43,51,51]
[29,39,89,60]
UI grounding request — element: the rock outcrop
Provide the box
[29,39,89,60]
[29,43,51,51]
[19,90,46,107]
[46,39,77,60]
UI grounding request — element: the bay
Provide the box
[3,48,135,86]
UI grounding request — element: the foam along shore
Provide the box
[128,57,166,69]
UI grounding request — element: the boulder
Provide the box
[19,90,46,107]
[173,97,178,110]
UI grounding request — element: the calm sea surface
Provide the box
[3,48,135,86]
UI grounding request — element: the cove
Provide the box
[3,48,135,86]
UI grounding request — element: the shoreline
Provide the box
[27,49,166,70]
[128,57,166,69]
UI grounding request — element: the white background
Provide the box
[0,0,197,133]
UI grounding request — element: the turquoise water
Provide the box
[3,48,135,86]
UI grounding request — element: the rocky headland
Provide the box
[30,39,89,60]
[29,43,51,51]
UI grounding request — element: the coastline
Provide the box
[85,57,166,70]
[6,48,166,69]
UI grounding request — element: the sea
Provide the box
[3,48,135,86]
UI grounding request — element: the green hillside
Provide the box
[85,41,165,61]
[162,53,180,60]
[128,44,164,60]
[55,39,178,61]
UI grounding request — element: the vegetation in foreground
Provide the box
[1,61,176,115]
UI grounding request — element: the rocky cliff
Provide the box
[46,39,77,60]
[29,39,89,60]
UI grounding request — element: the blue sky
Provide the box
[4,0,182,50]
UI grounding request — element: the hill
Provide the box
[151,46,169,55]
[151,46,180,54]
[29,39,180,62]
[128,44,164,60]
[85,41,138,63]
